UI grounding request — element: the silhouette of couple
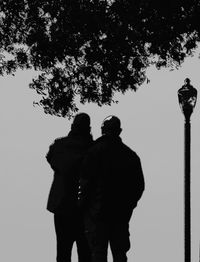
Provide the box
[46,113,145,262]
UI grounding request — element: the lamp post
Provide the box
[178,78,197,262]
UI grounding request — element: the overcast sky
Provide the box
[1,47,200,262]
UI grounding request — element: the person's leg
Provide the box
[84,214,109,262]
[54,213,74,262]
[86,231,108,262]
[109,221,130,262]
[76,213,92,262]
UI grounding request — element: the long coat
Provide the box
[46,132,93,213]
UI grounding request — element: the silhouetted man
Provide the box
[46,113,93,262]
[79,115,145,262]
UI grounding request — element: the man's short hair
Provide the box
[101,115,121,135]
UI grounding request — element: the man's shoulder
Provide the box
[121,142,140,160]
[86,136,107,155]
[54,136,68,143]
[92,136,109,148]
[49,136,67,148]
[53,134,93,151]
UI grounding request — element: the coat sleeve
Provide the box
[133,155,145,203]
[46,143,57,171]
[46,140,64,174]
[123,152,145,213]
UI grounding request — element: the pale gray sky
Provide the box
[1,47,200,262]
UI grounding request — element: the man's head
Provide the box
[101,115,122,136]
[71,113,91,134]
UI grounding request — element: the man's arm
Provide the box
[126,153,145,211]
[134,155,145,203]
[46,140,63,173]
[46,143,56,171]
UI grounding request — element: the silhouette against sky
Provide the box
[1,47,200,261]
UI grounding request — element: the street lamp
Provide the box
[178,78,197,262]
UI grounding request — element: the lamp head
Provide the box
[178,78,197,120]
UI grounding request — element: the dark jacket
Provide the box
[46,132,93,213]
[79,135,145,221]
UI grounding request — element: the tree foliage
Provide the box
[1,0,200,117]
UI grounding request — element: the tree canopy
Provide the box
[1,0,200,117]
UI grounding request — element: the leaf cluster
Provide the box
[1,0,200,117]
